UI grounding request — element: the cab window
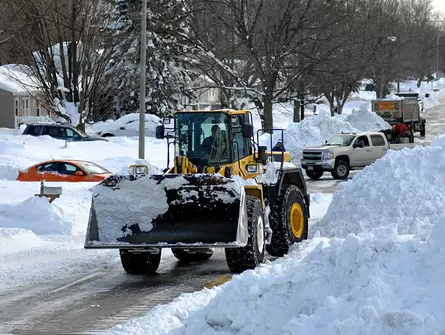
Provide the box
[231,116,248,159]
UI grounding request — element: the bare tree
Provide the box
[0,0,118,129]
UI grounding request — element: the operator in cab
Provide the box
[272,140,286,152]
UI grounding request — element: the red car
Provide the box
[17,159,111,182]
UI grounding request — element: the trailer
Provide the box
[371,92,426,138]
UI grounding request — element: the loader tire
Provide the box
[171,248,213,263]
[119,249,161,274]
[225,196,265,273]
[266,185,308,257]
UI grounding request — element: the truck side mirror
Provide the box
[242,124,254,138]
[155,125,165,139]
[257,146,268,164]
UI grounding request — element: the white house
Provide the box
[188,74,221,110]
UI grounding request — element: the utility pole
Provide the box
[437,34,440,77]
[138,0,147,159]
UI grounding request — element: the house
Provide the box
[0,64,52,129]
[187,74,221,110]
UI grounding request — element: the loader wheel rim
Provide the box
[290,203,304,238]
[257,216,264,252]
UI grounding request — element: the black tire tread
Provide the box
[266,185,308,257]
[225,196,265,273]
[119,249,161,274]
[171,248,213,263]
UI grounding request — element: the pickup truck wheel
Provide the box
[331,160,349,179]
[306,170,323,180]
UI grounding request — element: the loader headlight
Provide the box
[246,164,259,174]
[322,151,334,159]
[130,164,148,175]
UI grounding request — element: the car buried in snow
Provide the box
[17,159,111,182]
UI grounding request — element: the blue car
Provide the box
[22,123,107,142]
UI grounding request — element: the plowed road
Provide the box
[0,253,233,335]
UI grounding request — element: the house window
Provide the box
[23,98,30,116]
[15,98,19,116]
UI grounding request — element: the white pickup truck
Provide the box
[301,131,423,180]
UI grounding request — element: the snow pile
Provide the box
[89,113,161,137]
[255,162,297,185]
[0,133,167,180]
[343,103,391,130]
[105,221,445,335]
[0,228,47,253]
[116,159,161,175]
[92,175,171,242]
[312,145,445,238]
[104,137,445,335]
[283,106,389,161]
[91,173,245,244]
[430,131,445,148]
[0,64,41,94]
[0,196,67,234]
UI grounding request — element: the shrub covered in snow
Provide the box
[0,197,66,234]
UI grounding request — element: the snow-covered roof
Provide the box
[0,64,41,94]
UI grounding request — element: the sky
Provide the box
[432,0,445,14]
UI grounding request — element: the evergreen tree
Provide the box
[108,0,194,117]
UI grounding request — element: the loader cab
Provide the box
[175,111,253,169]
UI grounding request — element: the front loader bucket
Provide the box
[85,174,248,248]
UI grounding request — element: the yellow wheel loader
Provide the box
[84,109,310,274]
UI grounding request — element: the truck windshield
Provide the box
[327,134,355,146]
[176,112,230,167]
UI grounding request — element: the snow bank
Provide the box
[104,139,445,335]
[343,103,391,130]
[312,146,445,238]
[0,196,67,234]
[0,228,47,253]
[282,105,389,161]
[0,133,167,180]
[430,131,445,148]
[106,223,445,335]
[89,113,161,137]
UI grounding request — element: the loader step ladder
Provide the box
[35,181,62,203]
